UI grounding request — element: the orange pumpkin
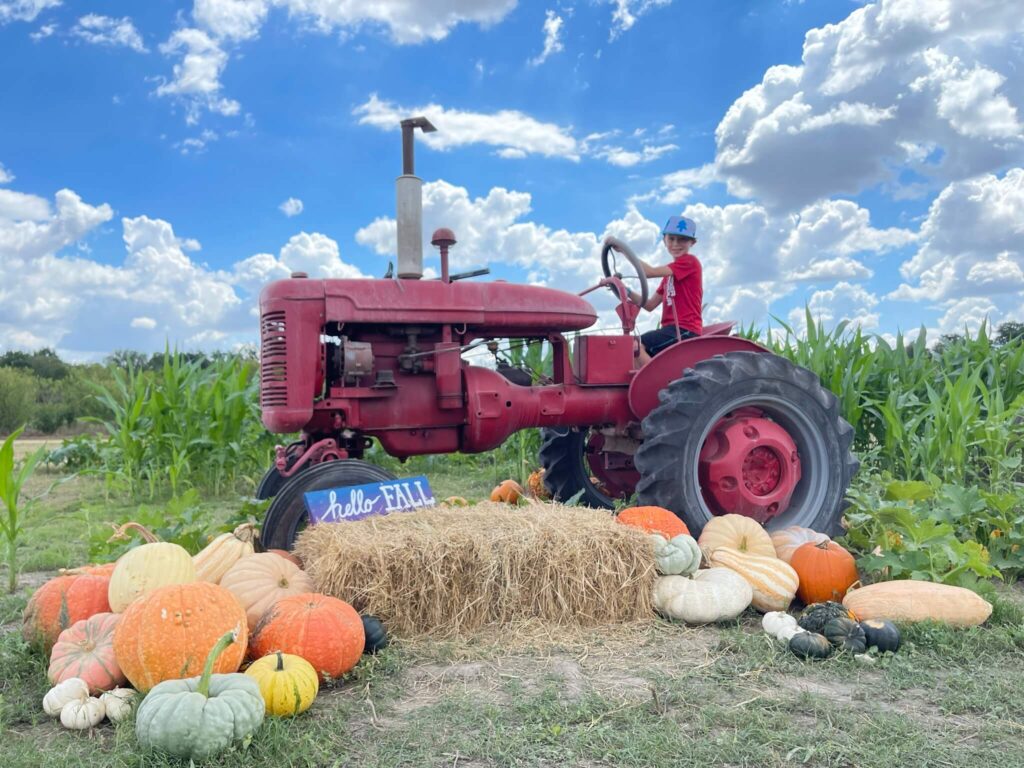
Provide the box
[59,563,118,577]
[616,506,690,539]
[791,540,860,605]
[22,574,112,650]
[769,526,830,563]
[251,593,365,681]
[48,612,126,694]
[490,479,526,504]
[220,553,314,630]
[112,581,248,691]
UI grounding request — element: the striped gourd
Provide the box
[708,547,799,612]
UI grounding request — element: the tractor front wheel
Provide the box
[260,459,397,551]
[539,428,635,508]
[634,351,857,538]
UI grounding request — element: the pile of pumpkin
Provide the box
[22,522,388,761]
[614,507,993,660]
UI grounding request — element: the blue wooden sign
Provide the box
[304,475,436,524]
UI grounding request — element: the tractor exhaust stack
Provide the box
[396,116,436,279]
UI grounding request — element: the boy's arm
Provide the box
[626,287,663,312]
[638,260,673,278]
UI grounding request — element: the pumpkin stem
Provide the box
[275,651,284,672]
[232,523,257,544]
[196,630,237,698]
[106,521,161,544]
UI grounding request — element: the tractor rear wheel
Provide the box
[539,428,629,508]
[634,351,857,538]
[260,460,397,551]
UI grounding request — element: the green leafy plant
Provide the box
[0,427,46,593]
[88,489,216,560]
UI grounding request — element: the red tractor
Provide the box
[257,119,857,550]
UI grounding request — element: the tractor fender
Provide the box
[628,335,769,421]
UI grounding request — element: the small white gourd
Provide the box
[60,696,106,729]
[99,688,136,724]
[43,677,89,716]
[652,568,753,624]
[651,533,702,576]
[777,624,806,643]
[761,611,798,640]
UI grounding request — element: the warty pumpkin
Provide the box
[651,533,702,576]
[708,547,799,612]
[23,574,112,650]
[790,540,859,605]
[193,523,258,583]
[251,593,364,680]
[769,526,831,563]
[527,469,550,500]
[113,581,248,691]
[798,601,857,633]
[697,514,776,558]
[108,537,196,612]
[48,612,126,694]
[245,651,319,717]
[219,552,314,630]
[843,580,992,627]
[652,568,753,624]
[617,506,690,539]
[135,631,265,760]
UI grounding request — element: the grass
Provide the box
[2,588,1023,767]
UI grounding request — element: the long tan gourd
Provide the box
[697,514,776,558]
[708,547,798,612]
[843,581,992,627]
[193,524,258,583]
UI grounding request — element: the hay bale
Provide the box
[294,501,656,637]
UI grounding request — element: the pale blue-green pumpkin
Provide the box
[135,631,264,760]
[651,533,702,576]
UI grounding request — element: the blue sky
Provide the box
[1,0,1022,358]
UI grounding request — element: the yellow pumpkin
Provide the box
[219,553,314,629]
[108,542,196,612]
[192,524,258,583]
[244,651,319,716]
[708,546,799,612]
[697,514,776,559]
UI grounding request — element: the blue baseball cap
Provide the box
[663,215,697,239]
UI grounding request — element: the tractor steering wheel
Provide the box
[601,236,649,308]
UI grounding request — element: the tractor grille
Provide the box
[260,311,288,407]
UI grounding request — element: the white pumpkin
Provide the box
[770,526,831,564]
[652,568,753,624]
[108,541,196,612]
[99,687,136,724]
[43,677,89,716]
[708,547,799,612]
[651,533,702,576]
[60,696,106,729]
[761,611,797,639]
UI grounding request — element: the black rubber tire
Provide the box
[634,351,858,538]
[260,460,397,551]
[255,467,286,500]
[538,427,615,509]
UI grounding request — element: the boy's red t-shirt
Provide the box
[656,254,703,334]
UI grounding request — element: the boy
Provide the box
[624,215,703,365]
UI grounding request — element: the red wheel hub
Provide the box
[698,410,801,524]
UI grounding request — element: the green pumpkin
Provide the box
[651,534,702,576]
[361,615,389,654]
[860,620,901,653]
[789,631,833,660]
[824,617,867,654]
[135,631,265,760]
[797,601,855,633]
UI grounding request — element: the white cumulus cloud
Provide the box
[279,197,303,217]
[72,14,147,52]
[609,0,672,40]
[529,10,564,67]
[156,28,240,124]
[0,0,60,25]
